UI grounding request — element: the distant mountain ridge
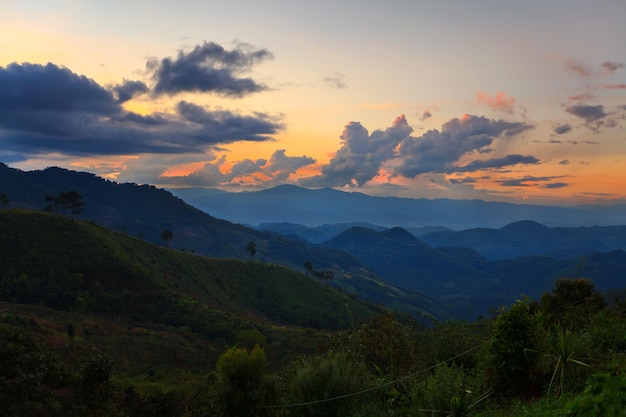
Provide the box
[170,185,626,229]
[322,225,626,318]
[420,220,626,260]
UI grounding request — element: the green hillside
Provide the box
[0,163,449,320]
[0,210,384,335]
[2,212,626,417]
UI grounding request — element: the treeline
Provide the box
[2,277,626,416]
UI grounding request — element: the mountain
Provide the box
[0,164,446,320]
[420,220,626,260]
[323,225,626,318]
[170,185,626,229]
[0,210,387,331]
[254,221,387,243]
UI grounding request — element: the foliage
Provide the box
[45,190,85,218]
[0,190,8,207]
[565,373,626,416]
[341,313,419,377]
[0,324,71,416]
[526,327,591,397]
[160,229,173,247]
[213,344,278,417]
[487,299,543,398]
[418,363,480,417]
[246,241,257,258]
[286,350,372,417]
[0,210,382,334]
[539,278,606,330]
[75,355,122,417]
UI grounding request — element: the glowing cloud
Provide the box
[476,91,516,114]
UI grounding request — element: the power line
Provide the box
[257,342,485,409]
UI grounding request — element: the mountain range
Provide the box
[170,185,626,229]
[0,163,445,320]
[3,163,626,320]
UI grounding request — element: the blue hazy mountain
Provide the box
[170,185,626,230]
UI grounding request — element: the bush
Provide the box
[487,300,544,398]
[213,344,278,417]
[417,363,482,417]
[286,350,372,417]
[565,373,626,416]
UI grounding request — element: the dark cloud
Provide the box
[395,115,531,177]
[553,123,572,135]
[323,73,347,89]
[448,177,477,184]
[300,114,413,187]
[176,101,283,143]
[457,154,539,172]
[601,61,624,74]
[545,182,568,189]
[300,114,532,188]
[0,62,119,115]
[229,158,267,178]
[0,62,283,158]
[498,175,564,187]
[559,160,569,165]
[148,41,273,97]
[112,79,149,103]
[565,104,606,123]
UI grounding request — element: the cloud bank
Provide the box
[147,41,273,97]
[0,60,282,161]
[301,114,534,188]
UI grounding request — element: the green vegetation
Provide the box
[160,229,173,247]
[1,209,626,416]
[44,190,84,218]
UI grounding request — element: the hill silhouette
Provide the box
[420,220,626,260]
[323,225,626,318]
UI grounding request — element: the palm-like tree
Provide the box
[161,230,173,247]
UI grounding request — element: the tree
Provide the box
[161,229,174,247]
[0,191,8,207]
[487,299,543,398]
[539,278,606,330]
[287,350,371,417]
[214,345,277,417]
[246,241,257,260]
[61,190,84,219]
[44,190,84,218]
[525,327,591,397]
[304,260,313,276]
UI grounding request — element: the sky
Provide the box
[2,0,626,205]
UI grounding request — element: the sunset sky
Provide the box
[2,0,626,205]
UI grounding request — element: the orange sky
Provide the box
[1,1,625,205]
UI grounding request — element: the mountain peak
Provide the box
[501,220,549,233]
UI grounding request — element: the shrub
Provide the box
[286,350,372,417]
[213,344,278,417]
[565,373,626,416]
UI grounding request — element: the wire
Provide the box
[257,342,485,409]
